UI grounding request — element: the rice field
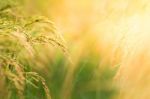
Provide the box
[0,0,150,99]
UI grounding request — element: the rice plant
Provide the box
[0,1,67,99]
[0,0,120,99]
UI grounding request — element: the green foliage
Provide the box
[71,56,117,99]
[37,52,118,99]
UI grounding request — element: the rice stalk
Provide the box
[0,1,67,99]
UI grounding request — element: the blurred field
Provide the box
[0,0,150,99]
